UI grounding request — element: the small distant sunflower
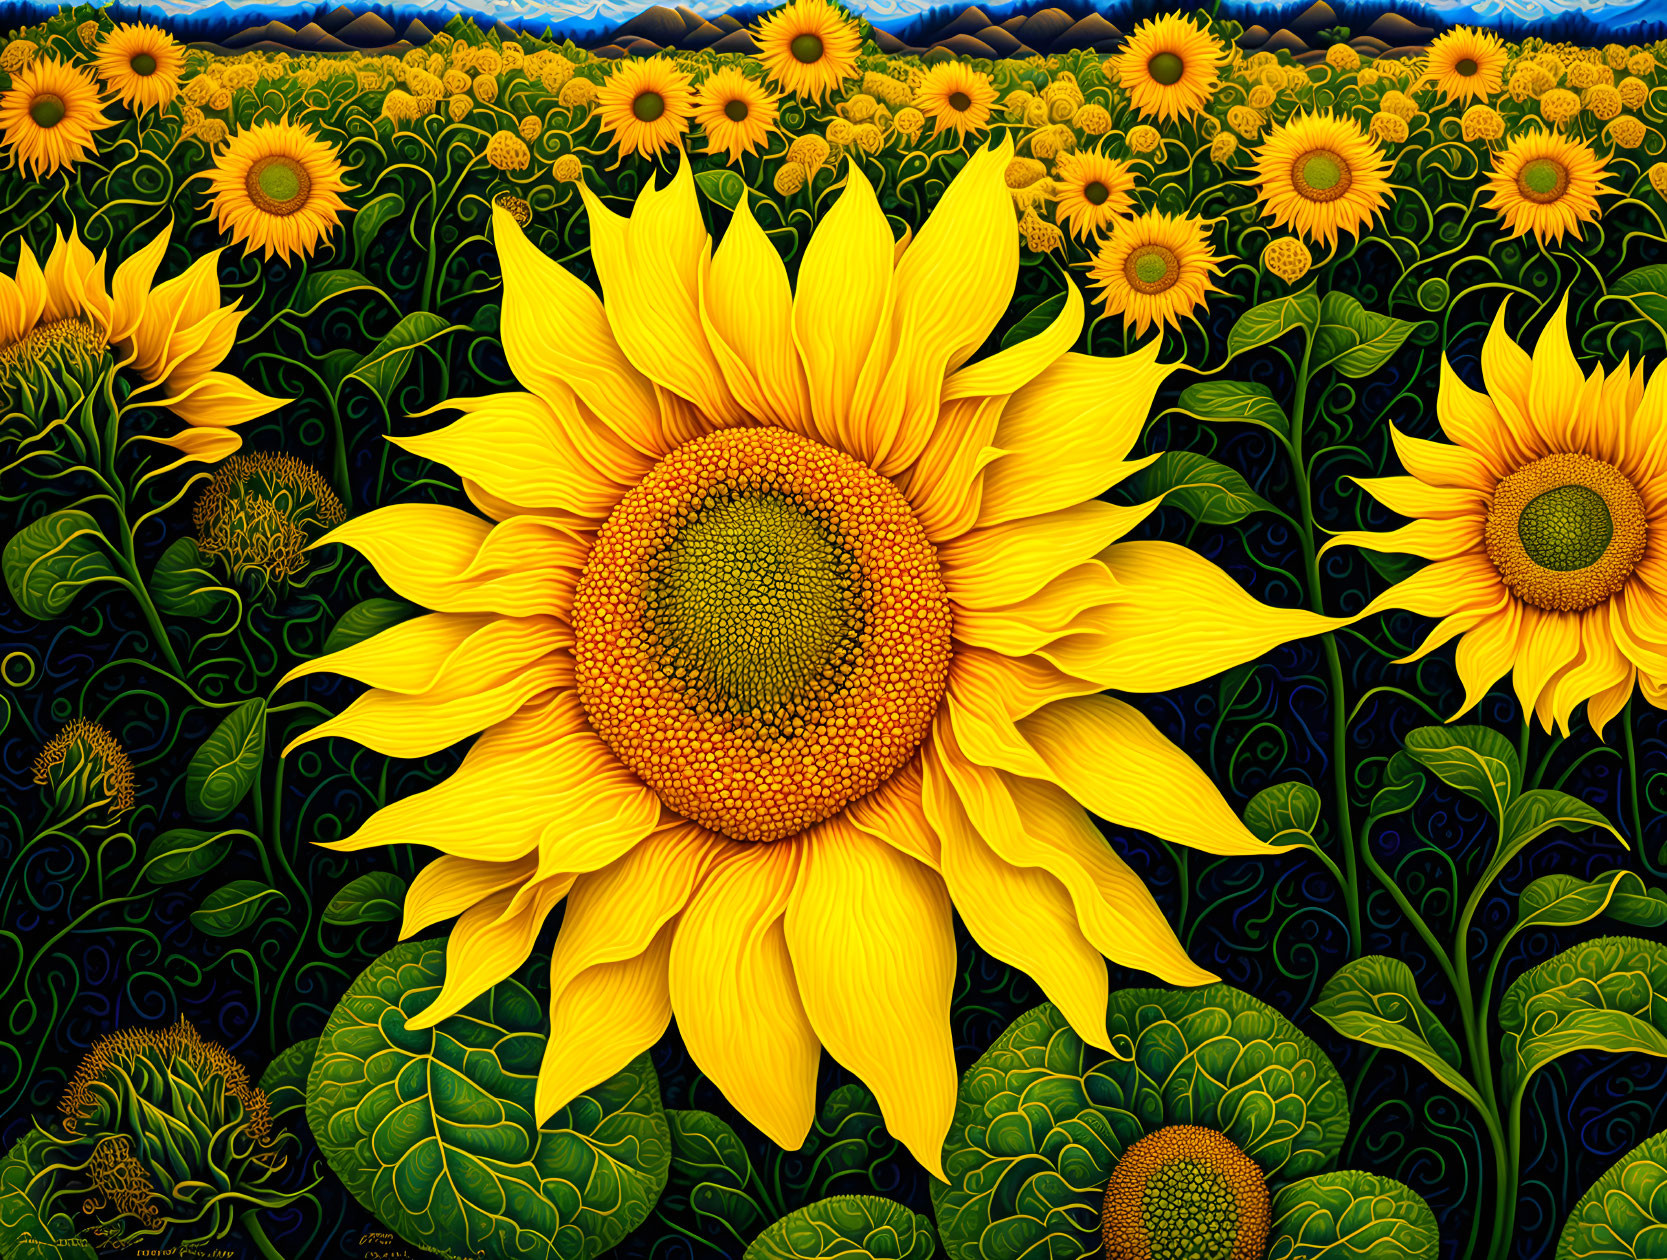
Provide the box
[1053,149,1136,239]
[914,62,996,139]
[597,58,696,160]
[1483,129,1611,246]
[693,66,777,165]
[1090,210,1223,337]
[1115,13,1225,123]
[755,0,860,102]
[95,23,184,113]
[203,119,350,262]
[0,56,112,177]
[1251,110,1394,248]
[1424,27,1507,104]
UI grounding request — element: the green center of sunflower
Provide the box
[1148,51,1185,85]
[1125,243,1180,294]
[1291,148,1353,202]
[948,90,971,111]
[1084,180,1109,205]
[1517,156,1568,203]
[1102,1126,1270,1260]
[1518,484,1613,571]
[29,94,66,128]
[1455,56,1478,75]
[790,33,824,63]
[723,97,749,121]
[633,90,665,121]
[131,52,157,75]
[246,153,311,217]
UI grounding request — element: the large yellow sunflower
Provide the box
[1423,27,1507,105]
[755,0,860,102]
[1328,295,1667,735]
[1483,129,1611,246]
[1251,109,1395,248]
[1114,13,1224,123]
[0,224,282,465]
[0,56,112,177]
[598,58,696,160]
[914,62,997,140]
[1053,148,1136,239]
[280,142,1339,1175]
[203,119,350,262]
[94,23,184,114]
[1089,210,1223,337]
[693,67,777,165]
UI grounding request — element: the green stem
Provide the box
[240,1210,287,1260]
[112,513,185,680]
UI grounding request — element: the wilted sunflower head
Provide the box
[194,451,345,591]
[33,718,136,823]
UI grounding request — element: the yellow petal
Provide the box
[1321,518,1482,562]
[1436,355,1524,475]
[940,276,1082,406]
[1018,693,1288,856]
[401,853,538,938]
[162,301,247,392]
[1526,293,1586,452]
[1513,606,1582,730]
[952,560,1119,656]
[669,840,819,1150]
[1480,299,1536,455]
[843,759,940,868]
[895,394,1002,542]
[136,425,243,475]
[160,370,285,429]
[1546,607,1630,736]
[280,611,493,693]
[1389,425,1497,492]
[130,250,226,383]
[1348,475,1489,521]
[1358,551,1507,621]
[11,243,45,341]
[941,500,1159,610]
[1452,603,1525,717]
[110,221,170,345]
[785,817,956,1179]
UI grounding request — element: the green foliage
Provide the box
[185,699,266,821]
[322,871,407,925]
[139,827,235,885]
[150,538,230,620]
[2,511,120,621]
[307,939,671,1260]
[0,1132,96,1260]
[1225,283,1320,359]
[668,1111,766,1241]
[1132,450,1276,525]
[1311,292,1427,379]
[1401,725,1519,820]
[322,597,417,654]
[1555,1127,1667,1260]
[258,1039,318,1126]
[745,1197,935,1260]
[1245,782,1323,846]
[1312,958,1479,1109]
[1170,380,1291,439]
[1268,1171,1439,1260]
[191,879,284,937]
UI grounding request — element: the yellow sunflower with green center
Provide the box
[693,66,777,164]
[1054,148,1137,239]
[1423,26,1507,104]
[280,142,1340,1174]
[0,224,282,465]
[1089,210,1224,336]
[1251,109,1395,248]
[94,23,184,113]
[914,62,997,139]
[755,0,860,102]
[0,56,112,177]
[1483,129,1611,246]
[1115,13,1225,123]
[203,118,351,261]
[598,57,696,160]
[1327,295,1667,735]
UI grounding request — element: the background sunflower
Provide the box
[0,56,110,176]
[202,118,350,260]
[94,22,182,113]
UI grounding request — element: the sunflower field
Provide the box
[4,1,1667,1257]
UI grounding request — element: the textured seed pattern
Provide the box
[1102,1125,1270,1260]
[573,427,952,843]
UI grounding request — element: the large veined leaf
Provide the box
[3,510,121,620]
[745,1197,935,1260]
[1000,291,1067,351]
[1311,957,1480,1111]
[1401,726,1519,819]
[1169,380,1290,438]
[933,987,1347,1260]
[666,1110,765,1242]
[1245,783,1323,846]
[191,880,284,937]
[306,939,671,1260]
[1366,751,1425,824]
[353,193,405,261]
[186,699,266,821]
[322,597,416,655]
[0,1131,97,1260]
[1268,1170,1439,1260]
[150,537,231,619]
[694,168,745,210]
[1516,871,1634,931]
[1488,790,1624,884]
[1498,936,1667,1102]
[322,870,406,925]
[1131,450,1275,525]
[259,1038,319,1125]
[1555,1127,1667,1260]
[139,827,236,885]
[1226,282,1319,358]
[348,312,458,403]
[1311,292,1426,379]
[289,268,386,319]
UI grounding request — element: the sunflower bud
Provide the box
[33,719,136,824]
[1074,103,1113,135]
[1460,104,1504,142]
[76,19,99,48]
[787,132,831,169]
[853,122,884,153]
[1262,237,1312,285]
[1369,111,1409,144]
[1380,89,1418,120]
[1018,208,1063,254]
[1326,43,1360,72]
[1127,124,1160,154]
[1210,131,1238,163]
[1248,84,1276,109]
[842,92,878,122]
[0,40,39,73]
[893,106,925,137]
[449,92,471,122]
[1628,51,1657,78]
[773,161,806,195]
[1584,83,1623,119]
[194,453,345,592]
[442,67,470,94]
[559,77,596,108]
[492,192,532,227]
[1227,104,1263,139]
[827,118,855,146]
[519,113,541,142]
[1607,115,1646,148]
[1540,87,1580,125]
[472,72,498,104]
[1650,162,1667,199]
[553,152,585,183]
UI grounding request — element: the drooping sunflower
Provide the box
[693,67,777,165]
[1114,13,1225,123]
[913,62,997,140]
[94,23,184,114]
[754,0,860,102]
[1482,129,1611,247]
[1423,26,1507,104]
[1053,148,1136,239]
[1089,210,1224,337]
[1327,295,1667,735]
[597,57,696,160]
[0,224,282,464]
[203,119,350,262]
[0,56,112,177]
[1250,109,1395,248]
[281,143,1340,1175]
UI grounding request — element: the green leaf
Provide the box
[1555,1127,1667,1260]
[186,698,266,821]
[1312,956,1480,1110]
[1268,1170,1439,1260]
[353,193,405,261]
[1170,380,1290,438]
[1000,291,1067,351]
[1311,292,1424,379]
[1609,875,1667,927]
[746,1197,935,1260]
[317,347,363,395]
[307,939,671,1260]
[1131,450,1276,525]
[1360,549,1425,587]
[808,1084,897,1189]
[151,537,230,619]
[322,597,417,655]
[289,268,385,319]
[348,312,459,403]
[1500,789,1624,859]
[667,1111,763,1238]
[259,1038,318,1124]
[191,879,284,937]
[694,168,746,210]
[933,987,1347,1260]
[140,827,235,885]
[1517,870,1632,931]
[1401,725,1519,819]
[1499,935,1667,1101]
[1245,782,1323,846]
[322,871,406,925]
[0,1131,97,1260]
[1227,282,1319,358]
[1368,751,1425,822]
[1609,264,1667,340]
[3,510,120,620]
